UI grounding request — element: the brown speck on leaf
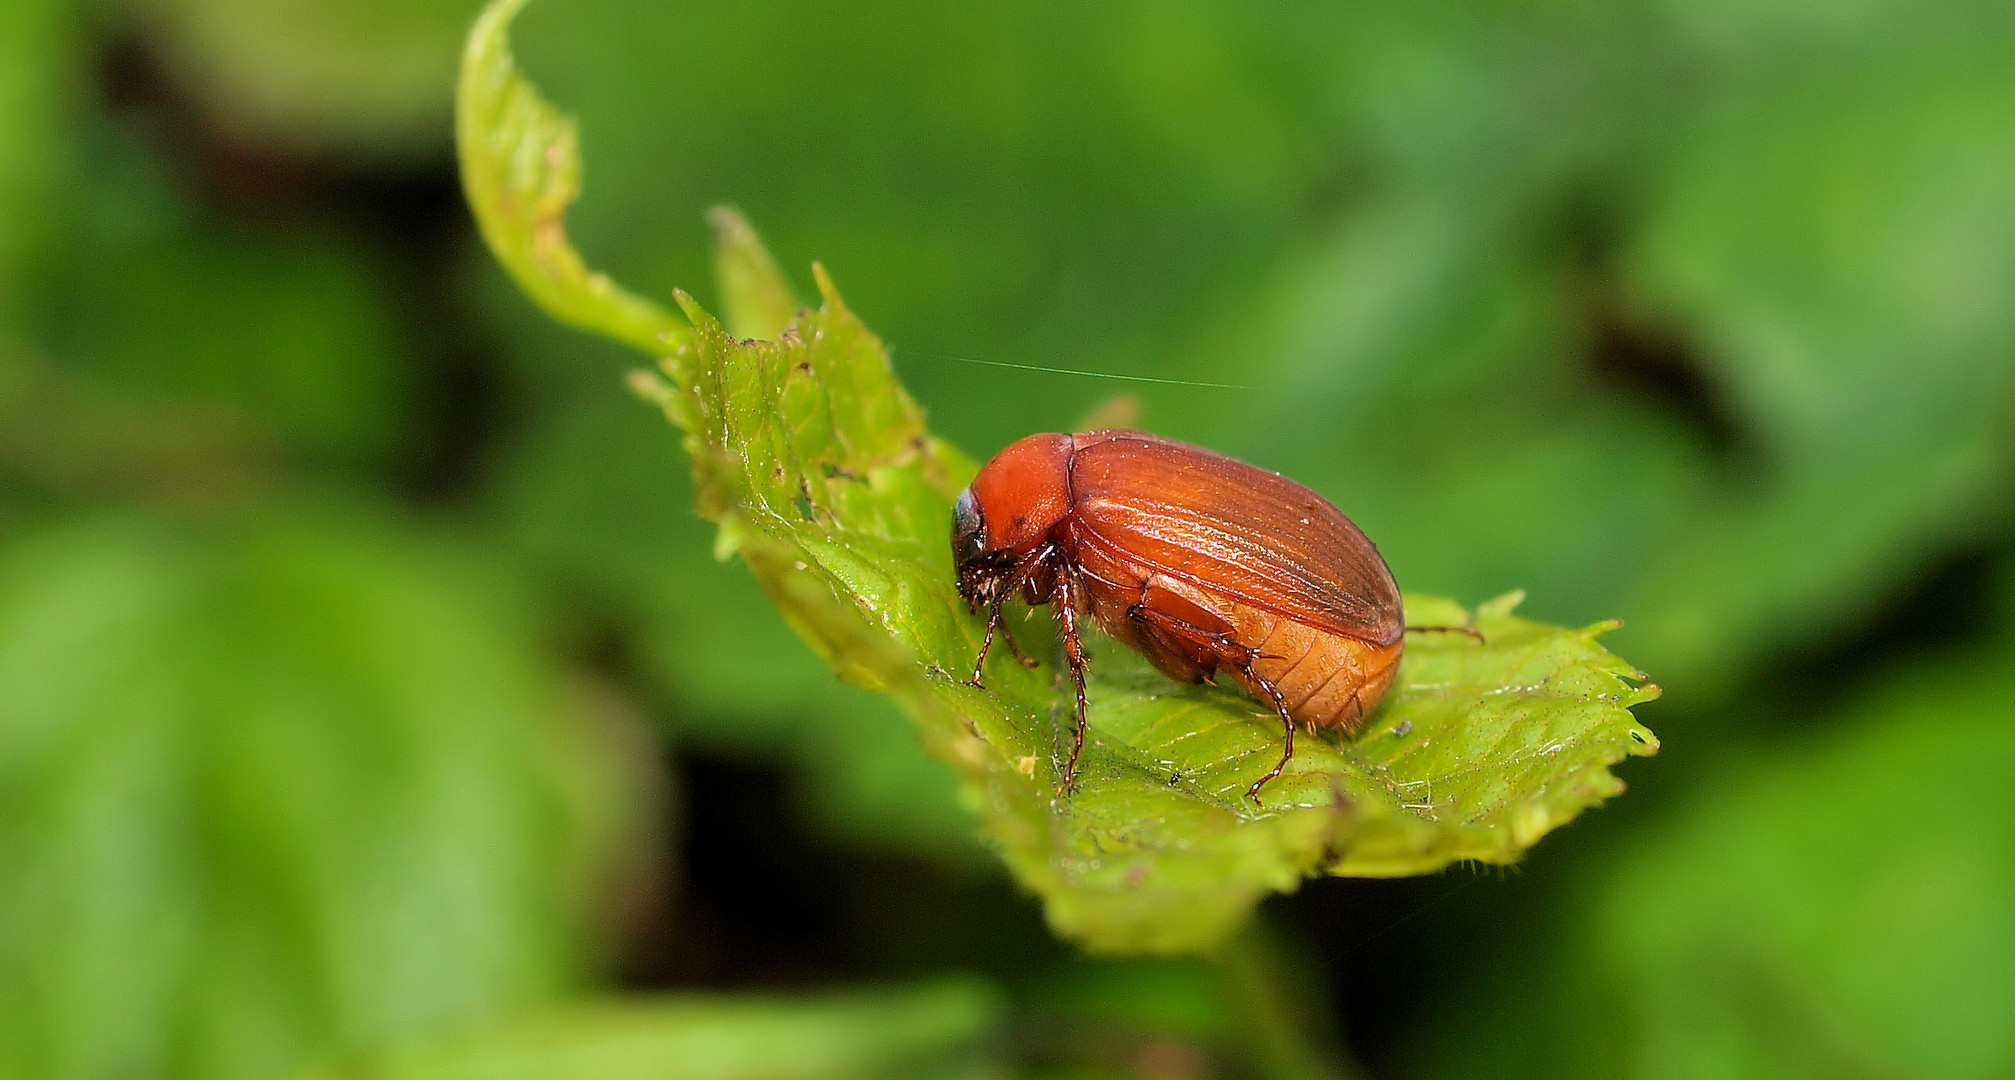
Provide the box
[1127,1041,1213,1080]
[1319,780,1357,865]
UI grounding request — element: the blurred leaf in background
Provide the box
[128,0,482,159]
[1598,651,2015,1078]
[1406,631,2015,1080]
[1616,23,2015,692]
[46,155,416,468]
[0,510,652,1080]
[1173,0,2015,710]
[308,979,1004,1080]
[0,0,72,324]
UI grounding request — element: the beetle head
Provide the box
[953,433,1074,609]
[951,486,1007,608]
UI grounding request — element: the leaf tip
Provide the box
[671,289,709,326]
[709,206,799,339]
[461,0,529,67]
[707,203,752,236]
[1477,589,1527,619]
[625,368,672,406]
[811,261,845,310]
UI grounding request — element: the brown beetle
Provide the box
[953,429,1405,802]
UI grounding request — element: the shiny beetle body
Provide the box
[952,429,1404,801]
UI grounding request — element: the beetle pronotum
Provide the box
[952,429,1411,802]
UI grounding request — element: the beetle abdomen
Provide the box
[1230,605,1402,733]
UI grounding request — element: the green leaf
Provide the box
[1620,51,2015,695]
[304,979,1004,1080]
[459,0,1658,954]
[710,206,801,341]
[131,0,481,158]
[0,510,649,1080]
[0,0,69,317]
[54,206,415,464]
[1595,652,2015,1079]
[455,0,687,357]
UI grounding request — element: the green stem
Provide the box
[1213,920,1366,1080]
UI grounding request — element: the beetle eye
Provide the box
[951,487,987,567]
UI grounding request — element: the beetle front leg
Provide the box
[965,554,1046,686]
[1053,574,1091,794]
[965,602,1008,687]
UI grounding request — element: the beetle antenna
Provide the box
[931,354,1256,392]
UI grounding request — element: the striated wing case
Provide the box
[1066,430,1402,646]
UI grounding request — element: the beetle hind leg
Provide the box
[1240,668,1298,804]
[1125,597,1299,804]
[1124,580,1239,683]
[1406,622,1485,644]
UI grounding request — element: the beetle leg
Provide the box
[999,617,1040,668]
[965,553,1053,686]
[1406,622,1485,644]
[1053,571,1091,794]
[1126,580,1240,683]
[1127,593,1302,803]
[966,602,1008,687]
[1240,668,1297,804]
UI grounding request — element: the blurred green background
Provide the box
[2,0,2012,1077]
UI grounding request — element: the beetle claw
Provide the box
[1055,761,1080,796]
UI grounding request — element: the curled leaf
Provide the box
[456,0,685,355]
